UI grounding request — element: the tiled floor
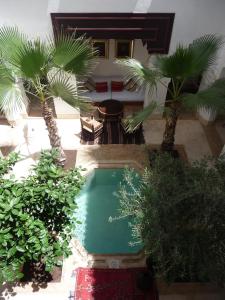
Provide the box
[143,119,213,162]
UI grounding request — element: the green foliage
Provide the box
[117,154,225,284]
[14,39,49,80]
[23,149,84,234]
[0,26,27,71]
[0,149,84,283]
[116,58,162,95]
[0,66,28,116]
[182,78,225,113]
[156,45,197,79]
[48,71,90,110]
[189,34,224,75]
[0,152,19,176]
[0,25,96,117]
[123,102,158,132]
[117,34,225,134]
[52,33,96,75]
[156,35,223,80]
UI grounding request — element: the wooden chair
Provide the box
[80,116,103,140]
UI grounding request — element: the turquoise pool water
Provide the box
[74,168,142,254]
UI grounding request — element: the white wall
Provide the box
[1,0,225,51]
[1,0,225,47]
[57,0,138,13]
[0,0,50,40]
[150,0,225,53]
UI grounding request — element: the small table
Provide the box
[98,99,123,120]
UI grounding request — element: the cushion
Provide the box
[84,78,96,92]
[111,81,124,92]
[124,78,139,92]
[95,82,108,93]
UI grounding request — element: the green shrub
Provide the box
[0,152,19,176]
[0,150,84,283]
[117,154,225,284]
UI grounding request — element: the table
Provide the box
[98,99,123,119]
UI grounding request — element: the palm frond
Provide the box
[0,26,27,64]
[155,35,223,81]
[189,34,224,75]
[47,71,90,111]
[155,45,196,79]
[13,39,49,80]
[0,69,28,116]
[182,78,225,113]
[49,32,97,75]
[116,58,162,95]
[123,102,158,132]
[0,63,14,81]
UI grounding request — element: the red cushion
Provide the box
[111,81,124,92]
[95,82,108,93]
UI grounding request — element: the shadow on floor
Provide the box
[0,280,50,300]
[64,150,77,170]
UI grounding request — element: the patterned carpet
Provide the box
[75,268,158,300]
[80,120,145,145]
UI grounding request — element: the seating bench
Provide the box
[83,76,145,103]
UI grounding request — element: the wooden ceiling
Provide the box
[51,13,175,54]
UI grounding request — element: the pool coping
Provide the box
[80,159,145,175]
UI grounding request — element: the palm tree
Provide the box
[118,35,225,152]
[0,26,96,164]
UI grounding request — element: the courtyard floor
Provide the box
[0,114,224,299]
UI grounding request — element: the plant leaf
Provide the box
[50,32,97,75]
[155,34,223,80]
[13,39,49,80]
[116,58,161,95]
[0,26,27,69]
[0,66,28,116]
[189,34,224,75]
[48,70,91,111]
[182,78,225,113]
[155,45,196,79]
[123,101,158,132]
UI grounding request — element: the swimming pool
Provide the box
[74,168,142,255]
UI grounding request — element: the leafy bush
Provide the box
[117,154,225,284]
[0,150,84,283]
[0,152,19,176]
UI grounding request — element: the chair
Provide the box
[80,116,103,140]
[80,107,102,122]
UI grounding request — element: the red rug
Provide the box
[74,268,158,300]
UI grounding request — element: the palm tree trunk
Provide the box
[161,105,178,152]
[42,101,66,165]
